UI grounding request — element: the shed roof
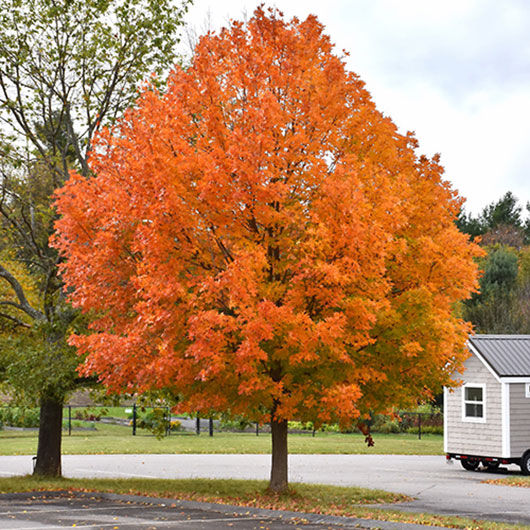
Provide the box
[469,335,530,378]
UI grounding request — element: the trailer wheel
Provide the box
[461,459,479,471]
[483,461,499,471]
[520,452,530,475]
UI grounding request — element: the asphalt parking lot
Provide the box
[0,491,443,530]
[0,492,348,530]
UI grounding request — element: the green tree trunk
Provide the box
[33,395,63,477]
[269,418,288,492]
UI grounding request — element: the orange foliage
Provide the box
[53,8,481,427]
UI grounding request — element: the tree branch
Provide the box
[0,310,31,328]
[0,264,45,321]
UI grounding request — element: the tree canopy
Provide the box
[54,8,481,491]
[458,191,530,334]
[0,0,191,180]
[0,0,191,477]
[457,191,530,246]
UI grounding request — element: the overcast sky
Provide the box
[182,0,530,216]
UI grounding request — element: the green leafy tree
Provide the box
[463,246,530,334]
[0,0,191,477]
[515,246,530,330]
[457,191,526,246]
[458,192,530,334]
[480,191,522,230]
[481,247,519,293]
[456,211,485,240]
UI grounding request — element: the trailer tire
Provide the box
[521,452,530,475]
[482,461,499,471]
[461,459,479,471]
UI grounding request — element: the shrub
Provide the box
[0,407,40,428]
[219,416,253,431]
[368,410,443,435]
[170,419,182,432]
[406,425,443,435]
[369,414,401,433]
[288,421,314,432]
[73,408,106,421]
[134,408,178,438]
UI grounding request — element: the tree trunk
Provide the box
[33,394,64,477]
[269,418,288,492]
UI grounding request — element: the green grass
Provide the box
[0,476,407,504]
[0,476,527,530]
[0,425,443,456]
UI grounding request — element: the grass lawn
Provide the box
[0,476,527,530]
[0,424,444,456]
[484,476,530,487]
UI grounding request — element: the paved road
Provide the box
[1,454,528,526]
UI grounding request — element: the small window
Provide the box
[462,384,486,423]
[526,384,530,398]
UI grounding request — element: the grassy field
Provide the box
[0,476,526,530]
[0,423,444,456]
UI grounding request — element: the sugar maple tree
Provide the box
[53,8,481,492]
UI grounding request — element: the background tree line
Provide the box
[458,191,530,334]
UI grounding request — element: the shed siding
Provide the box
[510,383,530,457]
[446,354,503,456]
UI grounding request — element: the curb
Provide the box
[0,490,448,529]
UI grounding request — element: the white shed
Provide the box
[445,334,530,473]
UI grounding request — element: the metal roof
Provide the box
[469,335,530,377]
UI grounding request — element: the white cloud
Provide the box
[182,0,530,215]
